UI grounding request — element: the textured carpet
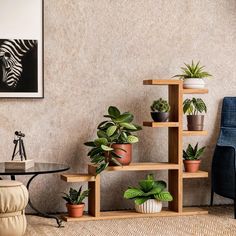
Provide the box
[25,206,236,236]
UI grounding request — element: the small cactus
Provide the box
[151,98,170,112]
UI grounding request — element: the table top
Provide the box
[0,162,70,175]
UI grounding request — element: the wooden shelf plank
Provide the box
[62,207,208,222]
[183,171,208,179]
[61,174,96,182]
[183,88,209,94]
[183,130,208,136]
[88,163,179,175]
[143,79,181,85]
[143,121,179,127]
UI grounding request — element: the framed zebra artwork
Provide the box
[0,0,43,98]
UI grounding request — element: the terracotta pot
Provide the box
[66,203,84,217]
[151,112,169,122]
[187,115,204,131]
[183,160,201,173]
[107,143,132,166]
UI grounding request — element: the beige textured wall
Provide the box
[1,0,236,212]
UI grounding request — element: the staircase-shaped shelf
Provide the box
[61,79,209,222]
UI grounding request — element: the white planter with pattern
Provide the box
[135,199,162,213]
[183,78,205,89]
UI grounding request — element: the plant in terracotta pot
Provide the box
[173,60,212,89]
[150,98,170,122]
[183,143,206,173]
[84,106,142,174]
[62,186,89,218]
[183,97,207,131]
[124,174,173,213]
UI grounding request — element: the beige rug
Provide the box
[25,206,236,236]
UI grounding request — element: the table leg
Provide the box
[11,175,15,180]
[26,174,63,228]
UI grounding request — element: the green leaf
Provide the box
[84,141,96,147]
[153,180,167,191]
[114,113,133,123]
[106,125,117,137]
[154,192,173,202]
[87,147,102,157]
[138,180,154,192]
[97,130,108,138]
[108,106,120,118]
[91,156,105,164]
[144,187,163,196]
[110,151,123,158]
[101,145,113,151]
[134,197,150,205]
[127,135,139,144]
[124,188,144,199]
[111,157,122,166]
[94,138,108,146]
[96,162,109,174]
[120,123,137,130]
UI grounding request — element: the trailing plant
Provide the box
[183,143,206,160]
[84,106,142,174]
[123,174,173,205]
[173,61,212,79]
[183,98,207,115]
[62,186,89,205]
[151,98,170,112]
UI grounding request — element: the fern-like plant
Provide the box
[183,98,207,115]
[183,143,206,160]
[173,61,212,79]
[124,174,173,205]
[62,187,89,205]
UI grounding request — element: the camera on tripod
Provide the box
[12,131,27,161]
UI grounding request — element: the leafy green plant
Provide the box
[151,98,170,112]
[123,174,173,205]
[84,106,142,174]
[173,61,212,79]
[183,143,206,160]
[62,187,89,205]
[183,98,207,115]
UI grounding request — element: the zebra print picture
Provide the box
[0,39,38,94]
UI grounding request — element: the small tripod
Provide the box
[12,131,27,161]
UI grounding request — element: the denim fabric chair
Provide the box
[211,97,236,218]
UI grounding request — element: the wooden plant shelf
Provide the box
[183,88,209,94]
[62,207,208,222]
[88,163,179,175]
[183,130,208,136]
[143,121,179,127]
[61,174,96,182]
[61,79,209,222]
[183,171,208,179]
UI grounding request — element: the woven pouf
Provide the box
[0,180,29,236]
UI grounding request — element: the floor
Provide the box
[25,206,236,236]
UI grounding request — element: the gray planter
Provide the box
[151,112,169,122]
[187,115,204,131]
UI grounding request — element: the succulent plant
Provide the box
[183,98,207,115]
[173,60,212,79]
[183,143,206,160]
[151,98,170,112]
[62,186,89,205]
[124,174,173,205]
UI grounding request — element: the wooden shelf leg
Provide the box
[88,174,100,217]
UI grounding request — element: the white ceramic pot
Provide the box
[183,78,205,89]
[135,199,162,213]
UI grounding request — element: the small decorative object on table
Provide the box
[62,186,89,218]
[5,131,34,170]
[84,106,142,174]
[183,98,207,131]
[124,174,173,213]
[183,143,206,173]
[150,98,170,122]
[173,60,212,89]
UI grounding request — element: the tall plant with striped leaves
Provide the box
[84,106,142,174]
[183,98,207,115]
[124,174,173,205]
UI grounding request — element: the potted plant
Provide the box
[173,60,212,89]
[62,186,89,218]
[183,98,207,131]
[124,174,173,213]
[84,106,142,174]
[150,98,170,122]
[183,143,206,173]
